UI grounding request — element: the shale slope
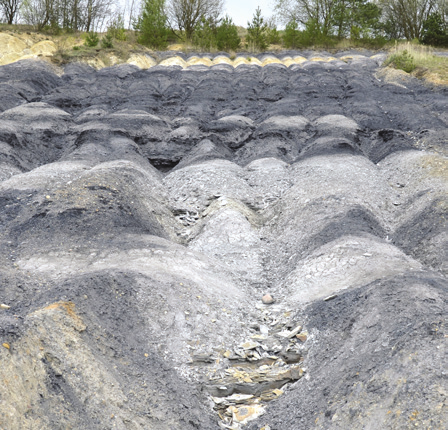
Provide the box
[0,54,447,430]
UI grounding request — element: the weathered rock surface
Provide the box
[0,55,446,429]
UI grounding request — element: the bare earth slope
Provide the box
[0,54,447,430]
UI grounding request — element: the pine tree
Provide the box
[283,20,301,48]
[193,16,218,51]
[246,6,268,51]
[135,0,170,49]
[216,16,241,51]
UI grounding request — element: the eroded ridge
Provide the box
[0,57,447,430]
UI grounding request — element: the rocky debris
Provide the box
[206,362,303,397]
[174,208,200,226]
[187,313,307,429]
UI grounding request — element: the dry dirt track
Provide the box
[0,53,447,430]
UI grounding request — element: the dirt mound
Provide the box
[0,56,446,429]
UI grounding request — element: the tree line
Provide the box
[0,0,115,30]
[276,0,448,46]
[1,0,447,47]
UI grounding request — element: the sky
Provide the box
[224,0,276,27]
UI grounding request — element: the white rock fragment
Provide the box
[226,393,254,403]
[287,325,302,339]
[260,325,269,335]
[276,331,292,339]
[240,341,260,350]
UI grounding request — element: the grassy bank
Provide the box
[385,42,448,85]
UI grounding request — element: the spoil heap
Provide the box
[0,54,446,429]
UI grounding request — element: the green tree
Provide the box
[167,0,224,41]
[304,17,324,43]
[314,0,380,39]
[283,19,301,47]
[274,0,340,37]
[420,12,448,45]
[275,0,383,39]
[379,0,436,40]
[22,0,114,32]
[193,15,217,50]
[247,6,268,50]
[135,0,170,49]
[216,15,241,50]
[192,14,241,51]
[332,0,381,38]
[266,17,282,44]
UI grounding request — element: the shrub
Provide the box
[362,36,388,49]
[192,15,241,52]
[108,14,127,41]
[101,33,114,49]
[84,32,99,47]
[216,16,240,51]
[43,21,61,35]
[54,36,71,61]
[384,50,416,73]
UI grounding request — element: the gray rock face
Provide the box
[0,55,446,430]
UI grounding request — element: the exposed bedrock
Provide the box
[0,55,446,429]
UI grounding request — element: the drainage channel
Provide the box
[188,301,308,429]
